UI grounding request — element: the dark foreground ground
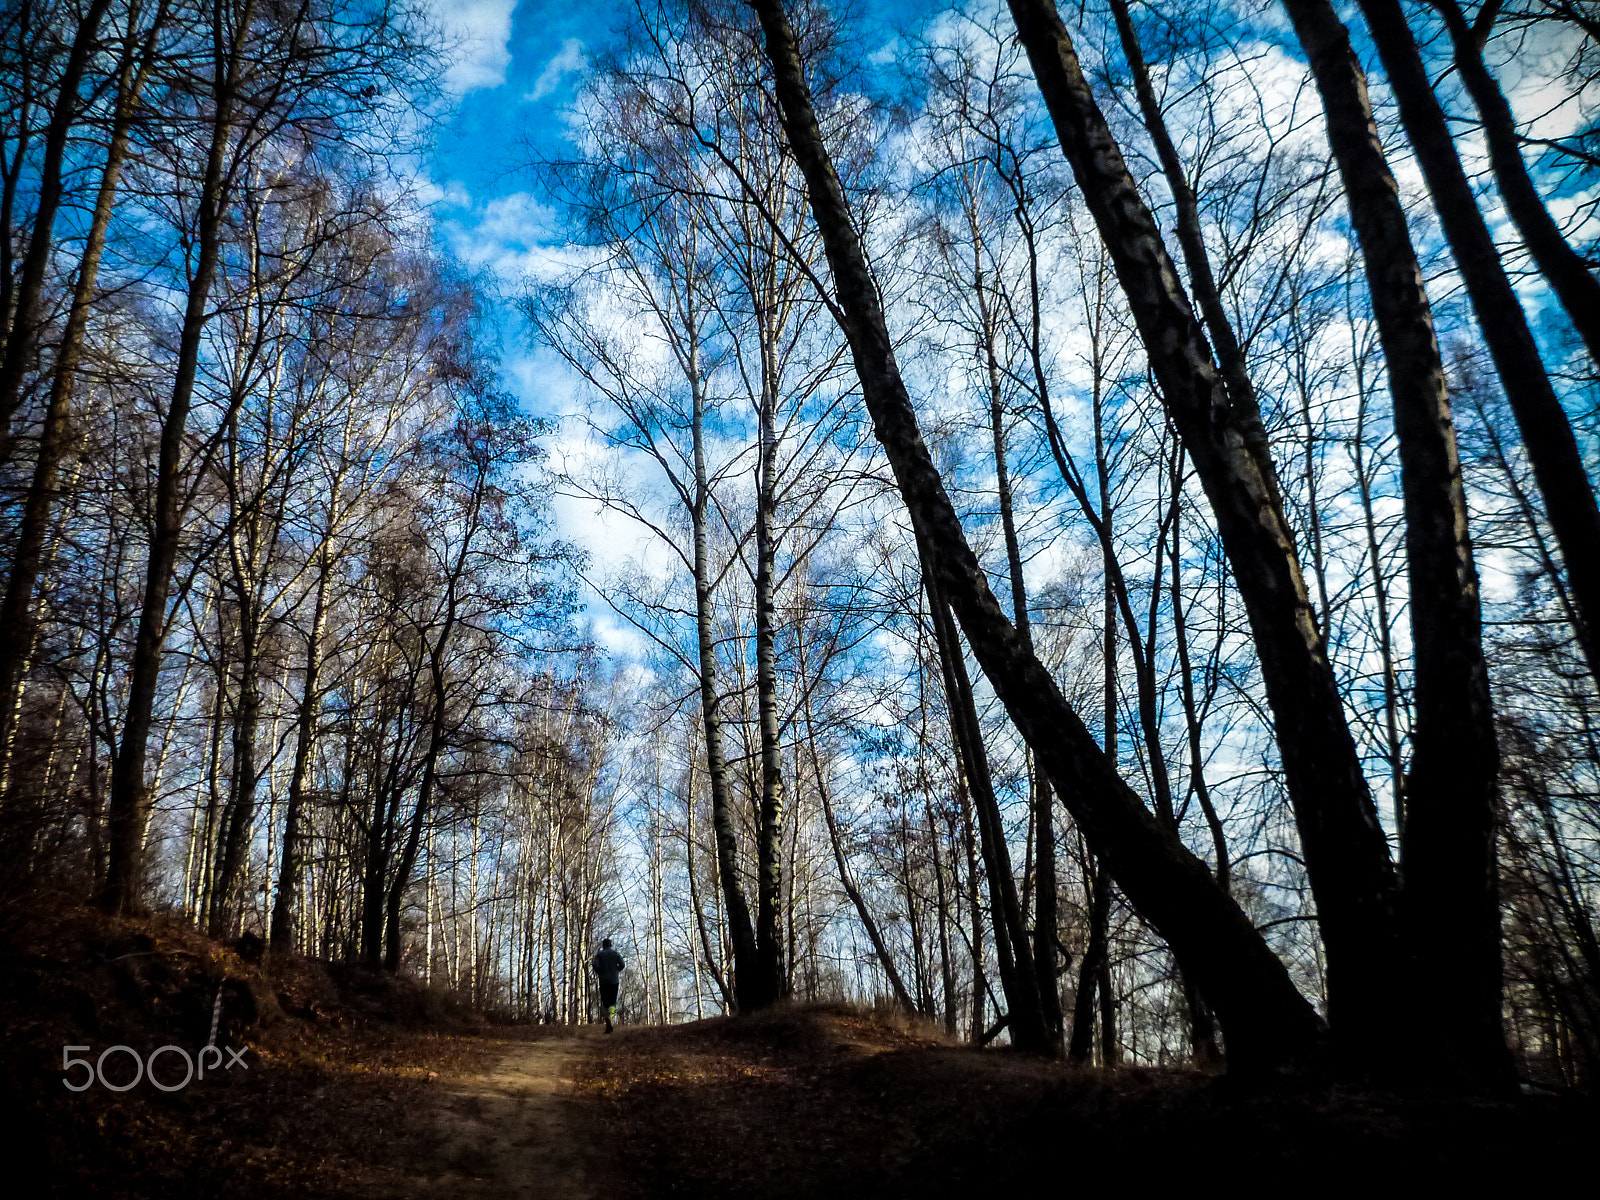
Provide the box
[570,1007,1591,1196]
[1,907,520,1197]
[3,908,1592,1197]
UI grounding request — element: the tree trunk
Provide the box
[385,470,484,972]
[385,762,431,972]
[1070,860,1115,1065]
[1005,0,1393,1062]
[753,322,789,1008]
[685,759,735,1012]
[1351,381,1407,842]
[1352,0,1600,682]
[0,7,164,783]
[690,334,759,1009]
[1166,474,1228,892]
[211,600,261,938]
[361,781,391,968]
[960,776,986,1044]
[1285,0,1513,1090]
[1104,0,1269,451]
[0,0,115,454]
[101,0,254,915]
[923,561,1050,1054]
[0,1,41,347]
[975,240,1065,1052]
[754,0,1323,1072]
[1156,455,1222,1067]
[270,547,330,951]
[1098,934,1118,1068]
[196,617,231,928]
[1071,573,1120,1067]
[929,797,959,1036]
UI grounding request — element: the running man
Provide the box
[592,938,625,1033]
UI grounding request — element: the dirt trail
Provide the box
[397,1029,599,1199]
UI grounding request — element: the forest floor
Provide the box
[5,906,1595,1197]
[393,1029,596,1200]
[565,1006,1591,1195]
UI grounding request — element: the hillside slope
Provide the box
[0,907,493,1198]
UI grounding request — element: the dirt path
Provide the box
[398,1029,599,1199]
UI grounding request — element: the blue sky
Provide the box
[419,2,933,651]
[430,0,923,208]
[417,0,1594,660]
[421,2,928,652]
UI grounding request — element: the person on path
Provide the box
[592,938,625,1033]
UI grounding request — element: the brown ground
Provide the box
[393,1030,596,1200]
[5,909,1594,1197]
[569,1005,1594,1195]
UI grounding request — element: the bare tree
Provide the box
[753,0,1323,1071]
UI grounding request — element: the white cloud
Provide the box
[416,176,473,210]
[867,38,899,67]
[439,190,583,284]
[586,609,652,659]
[434,0,518,95]
[470,191,556,249]
[526,38,585,102]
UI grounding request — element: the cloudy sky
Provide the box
[428,1,916,234]
[419,0,1593,658]
[422,0,1591,412]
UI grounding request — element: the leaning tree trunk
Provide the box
[1429,0,1600,370]
[1105,0,1269,452]
[1352,0,1600,683]
[1005,0,1396,1064]
[1285,0,1513,1091]
[754,0,1323,1073]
